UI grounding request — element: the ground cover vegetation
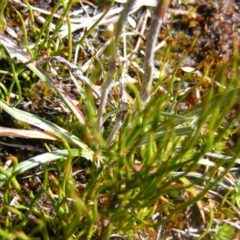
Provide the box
[0,0,240,239]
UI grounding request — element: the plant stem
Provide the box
[141,0,171,103]
[97,0,136,131]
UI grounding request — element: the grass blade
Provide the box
[0,148,93,186]
[0,100,91,151]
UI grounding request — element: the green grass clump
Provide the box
[0,0,240,239]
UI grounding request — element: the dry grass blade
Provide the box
[0,100,91,150]
[0,126,59,141]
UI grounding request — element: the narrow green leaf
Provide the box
[0,148,93,186]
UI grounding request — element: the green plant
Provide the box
[211,223,235,240]
[0,0,239,239]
